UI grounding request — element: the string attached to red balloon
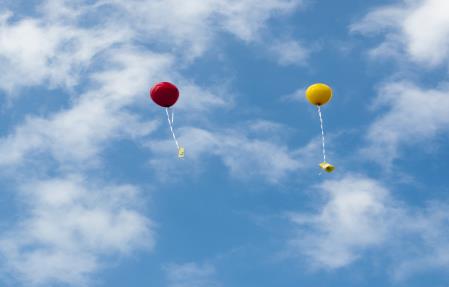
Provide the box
[150,82,185,158]
[165,107,180,149]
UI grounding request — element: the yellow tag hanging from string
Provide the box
[319,162,335,173]
[178,147,185,159]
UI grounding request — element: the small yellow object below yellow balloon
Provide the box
[320,162,335,173]
[178,147,185,159]
[305,83,333,106]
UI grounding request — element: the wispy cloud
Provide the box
[0,175,153,286]
[350,1,449,167]
[0,10,130,93]
[0,0,308,285]
[282,87,307,103]
[100,0,303,59]
[351,0,449,67]
[361,81,449,166]
[268,39,309,66]
[288,176,393,269]
[287,175,449,280]
[165,262,220,287]
[147,121,321,183]
[0,48,169,167]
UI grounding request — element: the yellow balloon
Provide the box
[305,83,333,106]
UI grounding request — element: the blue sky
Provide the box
[1,0,449,286]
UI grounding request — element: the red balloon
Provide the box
[150,82,179,108]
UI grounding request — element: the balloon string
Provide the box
[166,108,180,150]
[317,106,326,163]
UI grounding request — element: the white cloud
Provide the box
[248,119,287,134]
[0,0,302,93]
[0,1,309,285]
[288,176,393,268]
[0,0,300,168]
[282,87,307,103]
[148,123,314,183]
[0,0,305,93]
[0,44,167,284]
[0,11,130,93]
[165,262,220,287]
[392,202,449,280]
[174,82,229,112]
[287,175,449,280]
[352,1,449,168]
[0,176,153,286]
[361,81,449,165]
[0,48,170,167]
[351,0,449,67]
[99,0,217,59]
[101,0,302,58]
[268,39,309,66]
[217,0,300,41]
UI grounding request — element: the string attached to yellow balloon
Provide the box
[305,83,335,173]
[317,106,326,162]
